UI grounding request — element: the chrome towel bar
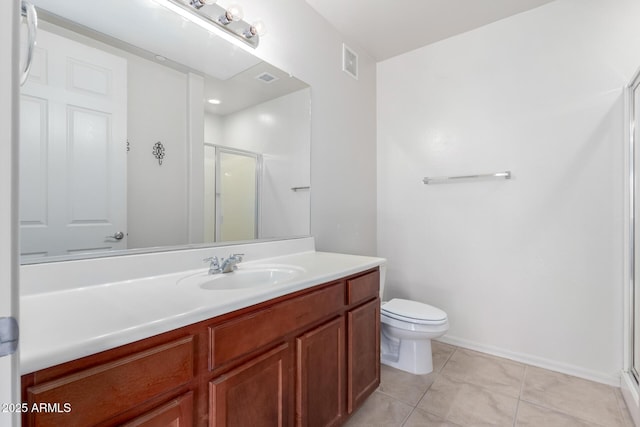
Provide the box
[423,171,511,184]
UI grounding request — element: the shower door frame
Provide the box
[623,67,640,425]
[630,69,640,383]
[204,144,263,243]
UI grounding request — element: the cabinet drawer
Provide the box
[26,336,194,427]
[210,282,344,369]
[346,269,379,306]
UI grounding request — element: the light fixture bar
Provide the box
[153,0,260,49]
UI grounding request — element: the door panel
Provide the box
[68,107,111,222]
[19,95,48,229]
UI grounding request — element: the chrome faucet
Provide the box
[203,254,244,274]
[203,256,221,275]
[219,253,244,273]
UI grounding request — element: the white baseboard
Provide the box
[437,335,620,387]
[622,371,640,426]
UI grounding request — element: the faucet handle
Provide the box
[231,253,244,261]
[203,256,219,267]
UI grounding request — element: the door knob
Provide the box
[107,231,125,240]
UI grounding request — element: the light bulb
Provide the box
[244,20,266,38]
[219,3,244,24]
[227,3,244,20]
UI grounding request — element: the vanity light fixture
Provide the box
[154,0,262,48]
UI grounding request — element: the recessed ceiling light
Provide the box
[207,98,221,105]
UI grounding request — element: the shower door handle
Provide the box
[20,0,38,86]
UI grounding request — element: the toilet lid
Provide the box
[381,298,447,324]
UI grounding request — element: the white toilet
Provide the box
[380,298,449,375]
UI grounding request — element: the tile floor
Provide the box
[345,342,636,427]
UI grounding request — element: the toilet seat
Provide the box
[381,298,447,325]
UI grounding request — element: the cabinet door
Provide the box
[347,298,380,414]
[210,344,289,427]
[121,392,193,426]
[295,316,345,427]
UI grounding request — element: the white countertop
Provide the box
[20,251,385,374]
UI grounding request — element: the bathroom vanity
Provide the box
[19,243,384,426]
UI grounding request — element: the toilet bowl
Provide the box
[380,298,449,375]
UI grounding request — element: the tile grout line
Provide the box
[513,364,528,427]
[399,407,416,427]
[613,387,635,426]
[392,345,460,426]
[516,370,618,427]
[609,386,630,427]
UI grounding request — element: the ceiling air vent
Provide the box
[255,72,279,84]
[342,43,358,80]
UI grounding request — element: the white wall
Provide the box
[205,89,311,240]
[127,56,189,249]
[377,0,640,384]
[235,0,378,255]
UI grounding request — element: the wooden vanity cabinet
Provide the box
[296,316,346,427]
[21,268,380,427]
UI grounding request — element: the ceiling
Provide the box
[204,62,309,115]
[305,0,556,61]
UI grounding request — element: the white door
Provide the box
[1,1,19,426]
[20,29,127,259]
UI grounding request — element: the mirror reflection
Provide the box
[19,0,311,264]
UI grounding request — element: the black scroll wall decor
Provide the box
[152,141,166,165]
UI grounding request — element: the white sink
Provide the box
[180,264,306,291]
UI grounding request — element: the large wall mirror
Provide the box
[19,0,311,264]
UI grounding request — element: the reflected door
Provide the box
[204,146,260,242]
[217,149,259,241]
[19,29,127,259]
